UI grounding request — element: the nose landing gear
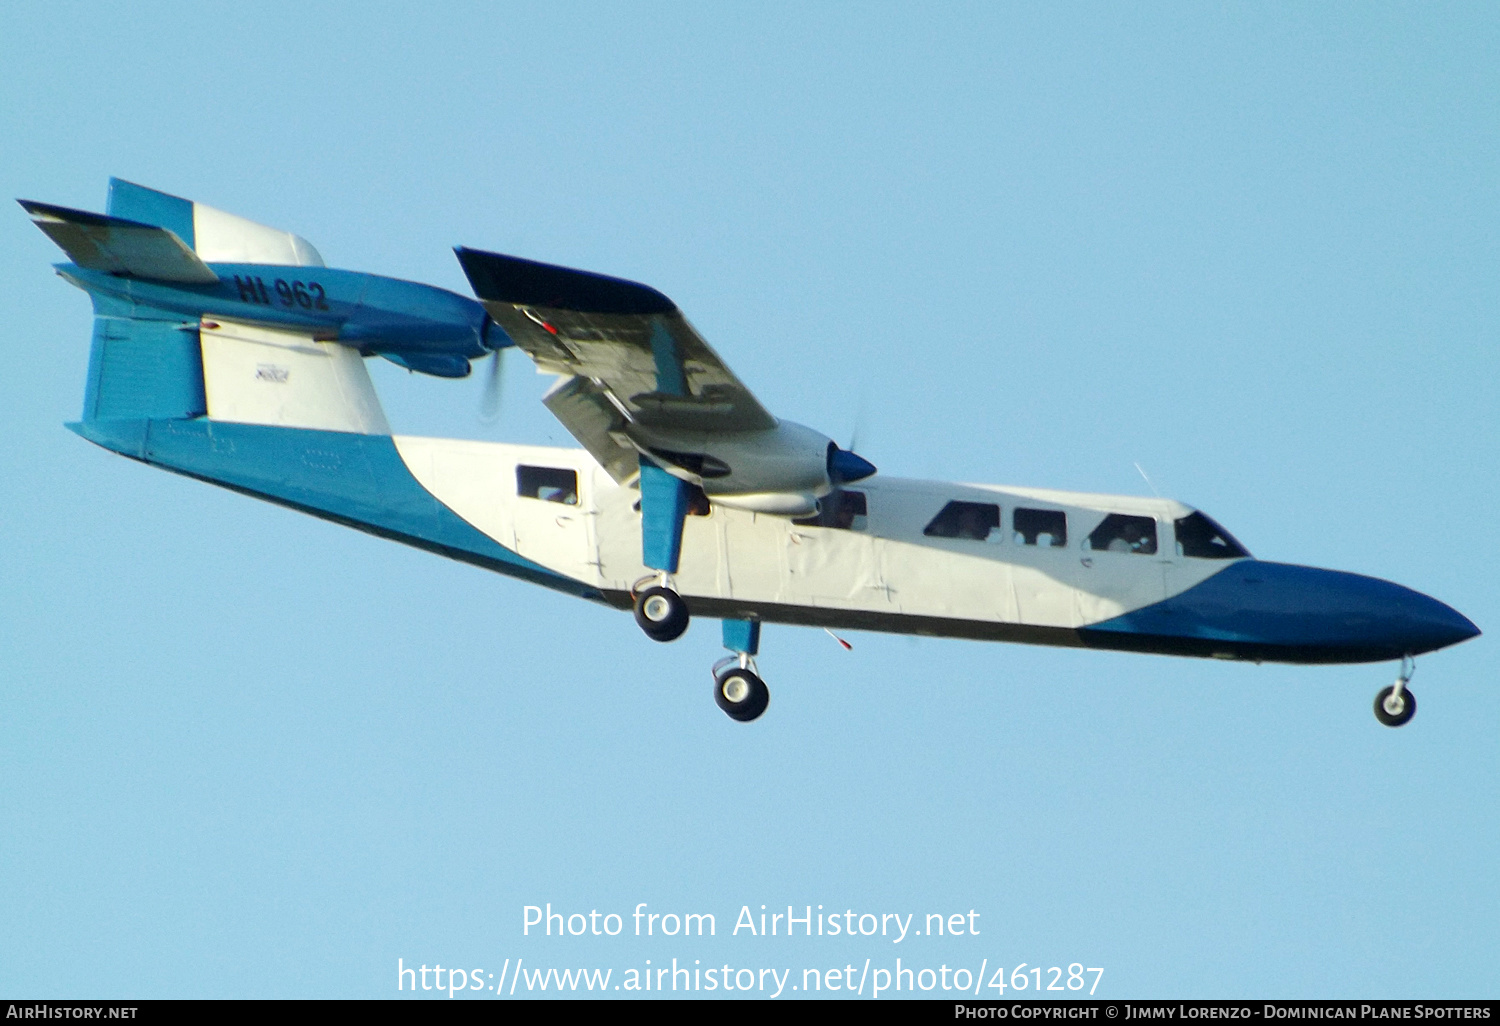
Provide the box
[1374,655,1417,727]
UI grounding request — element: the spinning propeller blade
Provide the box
[479,347,506,423]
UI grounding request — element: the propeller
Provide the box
[479,346,506,423]
[847,396,869,459]
[478,314,510,424]
[828,395,875,484]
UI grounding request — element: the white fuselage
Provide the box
[393,436,1230,638]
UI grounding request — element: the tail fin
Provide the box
[199,317,389,434]
[27,180,387,437]
[106,178,324,266]
[81,301,208,423]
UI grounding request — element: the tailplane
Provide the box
[23,180,389,439]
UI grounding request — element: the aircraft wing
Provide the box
[456,248,777,482]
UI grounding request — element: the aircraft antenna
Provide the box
[1134,462,1161,497]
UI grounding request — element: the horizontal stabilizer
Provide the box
[19,200,219,284]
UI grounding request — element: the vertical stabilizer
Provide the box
[83,300,207,422]
[107,178,324,266]
[200,318,389,434]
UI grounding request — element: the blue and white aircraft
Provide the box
[24,180,1479,725]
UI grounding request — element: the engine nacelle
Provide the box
[709,491,821,516]
[631,420,835,500]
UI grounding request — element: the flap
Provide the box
[542,374,641,484]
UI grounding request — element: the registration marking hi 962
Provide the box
[232,275,330,311]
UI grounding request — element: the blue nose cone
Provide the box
[1086,561,1479,664]
[828,447,877,484]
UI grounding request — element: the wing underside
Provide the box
[456,248,776,481]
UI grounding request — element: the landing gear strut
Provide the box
[634,458,692,642]
[1374,655,1417,727]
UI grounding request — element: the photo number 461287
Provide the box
[983,964,1103,995]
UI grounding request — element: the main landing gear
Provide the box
[633,458,692,644]
[633,576,689,642]
[1374,655,1417,727]
[633,456,769,721]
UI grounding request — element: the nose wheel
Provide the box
[633,580,689,642]
[1374,656,1417,727]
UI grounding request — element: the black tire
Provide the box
[633,586,689,642]
[1374,684,1417,727]
[714,668,770,722]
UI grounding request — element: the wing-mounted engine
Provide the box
[455,242,879,649]
[457,247,877,516]
[633,420,877,516]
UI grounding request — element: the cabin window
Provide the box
[516,465,578,505]
[1086,513,1158,555]
[924,501,1001,541]
[1013,507,1067,547]
[1174,512,1250,559]
[793,489,867,530]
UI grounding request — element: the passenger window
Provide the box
[1174,512,1250,559]
[1086,513,1158,554]
[793,489,867,530]
[924,501,1001,541]
[516,465,578,505]
[1013,507,1067,547]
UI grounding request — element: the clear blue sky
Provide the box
[2,2,1495,1000]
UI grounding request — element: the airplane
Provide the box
[22,179,1480,726]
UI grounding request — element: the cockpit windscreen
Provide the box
[1174,511,1250,559]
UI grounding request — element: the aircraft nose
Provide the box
[1390,585,1481,653]
[1086,560,1480,663]
[1208,562,1479,661]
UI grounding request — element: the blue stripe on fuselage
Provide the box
[67,418,601,601]
[1083,559,1479,664]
